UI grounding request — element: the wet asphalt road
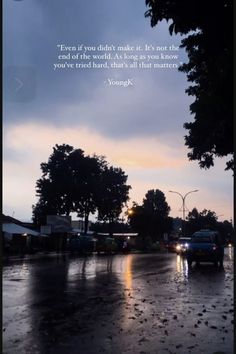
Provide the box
[3,248,234,354]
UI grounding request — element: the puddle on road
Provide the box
[3,253,234,354]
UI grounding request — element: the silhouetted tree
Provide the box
[32,200,54,227]
[33,144,74,226]
[33,144,131,234]
[143,189,170,217]
[185,208,218,234]
[68,150,101,233]
[215,220,234,243]
[91,221,131,233]
[128,204,148,236]
[96,165,131,234]
[128,189,171,243]
[145,0,233,171]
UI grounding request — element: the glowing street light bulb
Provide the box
[127,209,133,215]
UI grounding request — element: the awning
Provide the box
[2,223,49,237]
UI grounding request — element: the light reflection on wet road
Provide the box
[3,249,234,354]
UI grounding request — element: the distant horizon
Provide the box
[5,204,232,226]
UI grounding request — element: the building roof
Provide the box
[2,223,48,237]
[1,214,23,225]
[96,233,138,237]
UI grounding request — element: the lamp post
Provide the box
[169,189,199,235]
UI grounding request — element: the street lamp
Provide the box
[169,189,199,234]
[127,209,134,216]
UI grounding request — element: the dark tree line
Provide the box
[128,189,172,244]
[185,207,234,242]
[91,221,131,234]
[33,144,131,233]
[145,0,233,171]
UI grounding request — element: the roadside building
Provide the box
[2,222,49,254]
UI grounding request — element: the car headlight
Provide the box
[184,243,189,248]
[176,245,181,251]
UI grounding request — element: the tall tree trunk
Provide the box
[109,218,114,237]
[84,212,90,235]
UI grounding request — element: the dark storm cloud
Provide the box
[4,0,189,139]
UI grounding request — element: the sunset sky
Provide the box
[3,0,233,223]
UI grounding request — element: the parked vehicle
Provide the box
[175,237,191,256]
[186,229,225,267]
[96,236,118,255]
[69,235,95,254]
[165,240,178,252]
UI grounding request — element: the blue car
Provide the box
[186,230,225,267]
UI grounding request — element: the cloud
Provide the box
[127,164,233,222]
[4,122,188,168]
[4,0,190,142]
[3,1,233,222]
[3,121,187,220]
[3,122,233,221]
[4,69,191,141]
